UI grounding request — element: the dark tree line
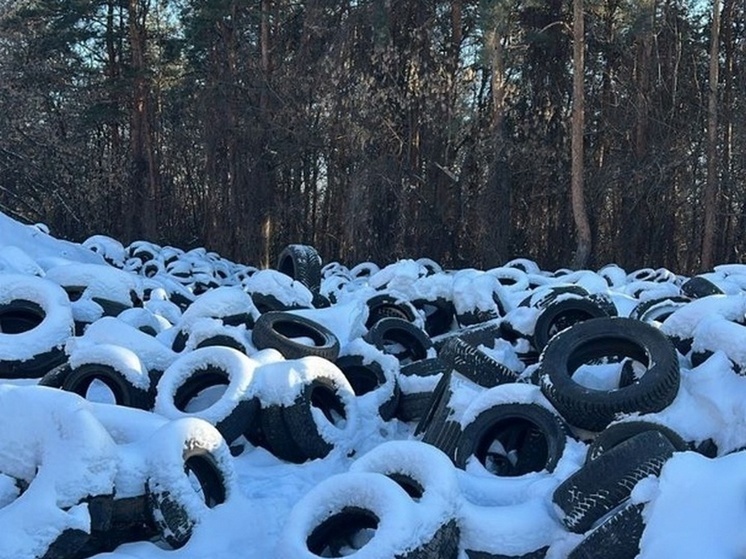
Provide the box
[0,0,744,273]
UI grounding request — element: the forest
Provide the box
[0,0,743,274]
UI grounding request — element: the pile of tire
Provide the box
[3,233,746,558]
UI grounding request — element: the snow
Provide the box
[3,211,746,558]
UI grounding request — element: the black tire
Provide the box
[40,528,90,559]
[681,275,724,298]
[433,320,503,352]
[567,502,645,559]
[585,419,689,463]
[62,363,153,410]
[282,365,357,460]
[277,244,322,293]
[365,293,418,329]
[364,317,432,365]
[259,403,309,462]
[455,403,567,476]
[414,371,461,461]
[252,311,340,361]
[0,276,73,378]
[552,430,675,533]
[629,296,690,325]
[538,317,680,431]
[395,390,438,423]
[38,362,73,389]
[532,297,611,352]
[438,337,518,388]
[146,418,233,549]
[466,548,548,559]
[412,297,455,337]
[334,354,399,421]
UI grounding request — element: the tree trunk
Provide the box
[128,0,158,240]
[571,0,591,268]
[701,0,721,270]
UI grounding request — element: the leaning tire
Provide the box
[567,501,645,559]
[364,317,432,365]
[552,430,675,533]
[538,317,680,431]
[277,244,322,293]
[437,337,518,388]
[146,418,235,549]
[334,353,399,421]
[252,311,340,361]
[585,419,689,463]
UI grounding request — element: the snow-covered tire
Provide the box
[40,529,91,559]
[566,502,645,559]
[365,294,418,329]
[154,346,259,444]
[277,244,323,293]
[0,275,73,378]
[585,419,689,463]
[146,418,235,549]
[538,317,680,431]
[455,403,567,475]
[252,311,340,361]
[334,354,399,421]
[629,296,690,325]
[62,363,153,410]
[681,275,724,298]
[364,317,432,365]
[437,337,518,388]
[280,357,359,460]
[277,472,455,559]
[350,440,460,512]
[552,430,675,533]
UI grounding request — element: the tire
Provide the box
[365,293,418,330]
[552,430,675,533]
[585,419,689,463]
[88,494,157,552]
[412,297,455,337]
[438,337,518,388]
[567,502,645,559]
[364,317,432,365]
[146,418,235,549]
[277,244,322,293]
[154,346,259,444]
[277,472,456,559]
[0,275,73,378]
[538,317,680,431]
[40,529,90,559]
[629,296,690,325]
[433,321,502,352]
[334,354,399,421]
[281,358,359,460]
[466,548,548,559]
[532,297,611,352]
[252,311,340,361]
[455,403,567,475]
[681,275,724,298]
[259,403,309,463]
[62,362,153,410]
[414,371,462,461]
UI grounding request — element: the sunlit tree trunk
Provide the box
[701,0,721,270]
[571,0,591,268]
